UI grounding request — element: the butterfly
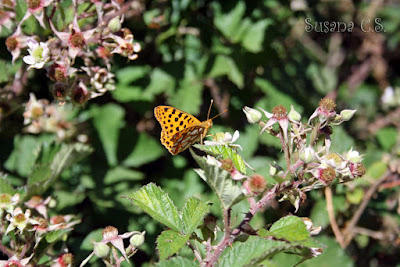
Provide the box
[154,104,224,155]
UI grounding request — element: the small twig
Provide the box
[325,186,345,248]
[352,226,386,240]
[342,171,390,247]
[187,241,203,265]
[204,78,228,118]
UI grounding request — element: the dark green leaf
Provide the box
[123,133,164,167]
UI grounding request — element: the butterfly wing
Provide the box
[154,106,201,137]
[163,125,208,155]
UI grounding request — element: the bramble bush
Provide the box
[1,0,400,266]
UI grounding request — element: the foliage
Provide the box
[1,0,400,266]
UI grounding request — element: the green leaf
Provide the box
[27,143,92,198]
[157,230,190,260]
[92,104,125,166]
[80,229,103,251]
[213,1,246,42]
[116,66,151,85]
[241,19,271,53]
[307,64,337,94]
[4,135,51,177]
[0,175,14,194]
[208,55,244,88]
[104,166,144,185]
[123,133,164,167]
[181,197,210,234]
[219,236,290,267]
[146,68,176,97]
[194,144,247,174]
[45,229,72,243]
[156,256,199,267]
[260,215,322,248]
[365,161,387,180]
[125,183,182,231]
[376,127,397,151]
[191,150,244,210]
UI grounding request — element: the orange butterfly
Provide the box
[154,104,224,155]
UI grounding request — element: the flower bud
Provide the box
[53,82,69,100]
[288,105,301,122]
[299,146,315,164]
[346,148,362,163]
[242,106,262,124]
[108,16,122,32]
[129,231,145,248]
[340,109,357,121]
[248,174,267,194]
[93,242,110,258]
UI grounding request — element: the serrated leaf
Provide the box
[125,183,182,231]
[194,144,246,174]
[92,104,125,166]
[208,55,244,88]
[156,256,199,267]
[181,197,210,234]
[259,215,322,248]
[157,230,190,260]
[219,236,290,267]
[123,133,164,167]
[45,229,71,243]
[191,150,244,210]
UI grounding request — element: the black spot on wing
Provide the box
[178,113,183,118]
[175,117,178,122]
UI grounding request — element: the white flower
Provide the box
[345,148,363,163]
[23,40,50,69]
[204,130,242,150]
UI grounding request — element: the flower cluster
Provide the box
[4,0,141,105]
[0,193,80,267]
[23,93,81,140]
[242,98,365,209]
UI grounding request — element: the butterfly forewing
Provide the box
[154,106,212,155]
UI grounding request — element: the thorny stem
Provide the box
[203,184,279,267]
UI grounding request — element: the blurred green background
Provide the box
[1,0,400,266]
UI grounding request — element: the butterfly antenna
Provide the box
[207,99,214,120]
[210,109,227,121]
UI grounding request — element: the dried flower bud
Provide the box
[69,32,85,48]
[288,105,301,122]
[5,36,18,51]
[220,159,235,172]
[350,163,366,178]
[48,64,66,82]
[108,16,122,32]
[53,82,69,100]
[272,105,287,120]
[93,242,110,258]
[319,98,336,113]
[320,167,336,184]
[340,109,357,121]
[248,174,267,194]
[242,106,262,124]
[71,83,89,104]
[129,231,145,248]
